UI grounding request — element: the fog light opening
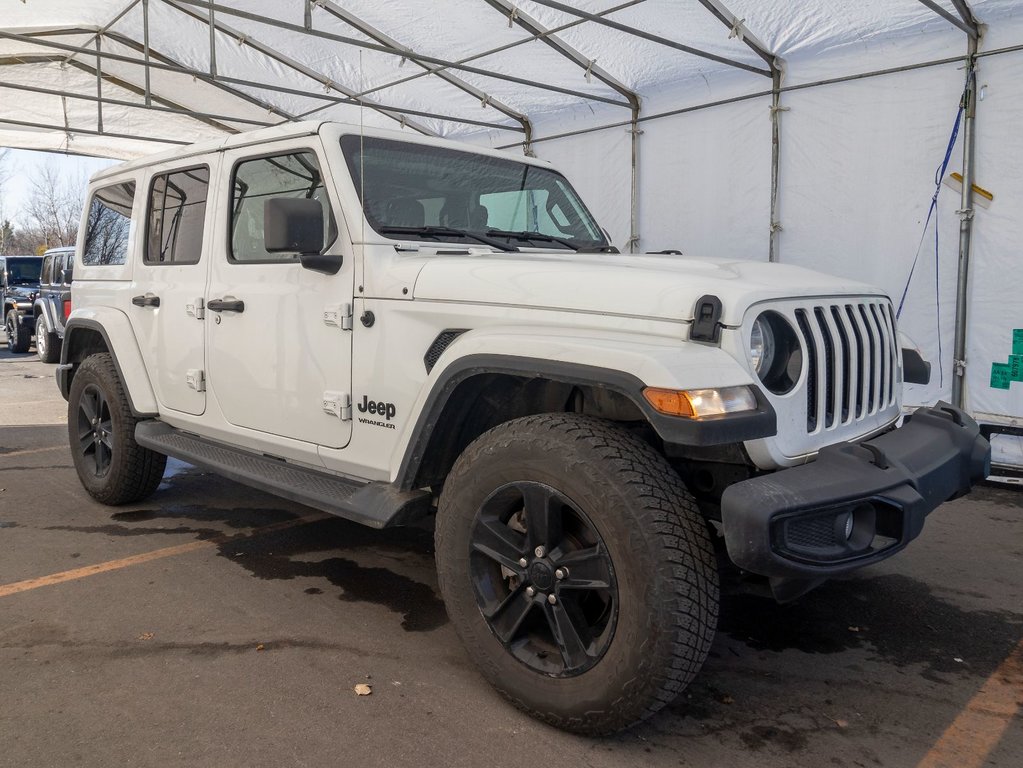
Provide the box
[837,502,877,552]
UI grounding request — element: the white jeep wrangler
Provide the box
[58,121,989,734]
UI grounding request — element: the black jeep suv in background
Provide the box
[32,246,75,363]
[1,255,43,353]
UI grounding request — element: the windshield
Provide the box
[4,258,42,284]
[340,135,609,251]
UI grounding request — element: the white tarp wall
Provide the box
[504,8,1023,467]
[2,1,1023,464]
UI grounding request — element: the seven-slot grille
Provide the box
[793,300,899,434]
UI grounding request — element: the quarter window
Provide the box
[230,151,336,263]
[146,166,210,265]
[41,255,53,285]
[82,182,136,266]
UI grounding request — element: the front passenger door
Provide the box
[206,143,354,450]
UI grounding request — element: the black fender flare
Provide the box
[394,354,776,490]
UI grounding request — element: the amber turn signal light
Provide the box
[642,388,697,418]
[643,386,758,419]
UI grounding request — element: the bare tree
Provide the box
[0,148,11,254]
[23,162,86,251]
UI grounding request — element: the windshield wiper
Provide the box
[485,229,580,251]
[378,225,518,252]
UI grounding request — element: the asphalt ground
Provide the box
[1,338,1021,768]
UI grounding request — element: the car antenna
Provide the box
[359,49,365,249]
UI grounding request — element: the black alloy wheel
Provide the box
[6,310,30,353]
[436,413,719,734]
[66,353,165,505]
[469,481,618,677]
[77,383,114,478]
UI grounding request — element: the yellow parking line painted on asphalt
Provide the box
[0,445,67,459]
[0,514,325,599]
[916,637,1023,768]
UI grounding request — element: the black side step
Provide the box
[135,421,432,529]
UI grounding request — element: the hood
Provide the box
[5,285,39,300]
[411,251,884,325]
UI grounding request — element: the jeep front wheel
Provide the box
[5,310,31,353]
[68,353,166,505]
[434,413,719,734]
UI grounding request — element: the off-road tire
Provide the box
[35,313,61,363]
[5,309,31,353]
[435,413,719,735]
[68,353,166,505]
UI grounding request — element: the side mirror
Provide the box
[263,198,342,275]
[901,348,931,385]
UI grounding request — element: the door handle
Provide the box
[207,297,245,313]
[131,293,160,308]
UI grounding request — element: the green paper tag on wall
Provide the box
[1014,329,1023,356]
[991,362,1012,390]
[1012,355,1023,381]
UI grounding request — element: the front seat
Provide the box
[469,204,489,231]
[387,198,425,227]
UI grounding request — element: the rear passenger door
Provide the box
[128,161,216,416]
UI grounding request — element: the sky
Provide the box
[1,148,118,228]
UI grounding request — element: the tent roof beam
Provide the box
[312,0,532,143]
[0,72,271,131]
[0,29,526,136]
[528,0,771,77]
[950,1,980,39]
[160,0,437,136]
[63,0,141,64]
[106,30,521,133]
[694,0,778,72]
[482,0,639,110]
[0,116,191,146]
[345,0,642,107]
[916,0,979,39]
[164,0,631,108]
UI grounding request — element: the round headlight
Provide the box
[749,314,776,376]
[750,311,802,395]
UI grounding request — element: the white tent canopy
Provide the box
[3,0,1023,467]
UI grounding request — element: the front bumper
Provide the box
[721,402,990,601]
[9,302,35,327]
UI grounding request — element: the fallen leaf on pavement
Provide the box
[354,684,372,696]
[137,632,154,641]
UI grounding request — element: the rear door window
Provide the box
[146,166,210,265]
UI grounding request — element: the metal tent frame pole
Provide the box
[695,1,782,260]
[529,0,771,77]
[917,0,980,407]
[482,0,643,250]
[160,0,437,136]
[311,0,533,149]
[164,0,631,108]
[0,30,530,138]
[952,34,980,409]
[348,0,643,106]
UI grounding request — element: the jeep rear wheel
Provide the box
[5,310,31,353]
[435,413,719,734]
[35,313,61,363]
[68,353,166,505]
